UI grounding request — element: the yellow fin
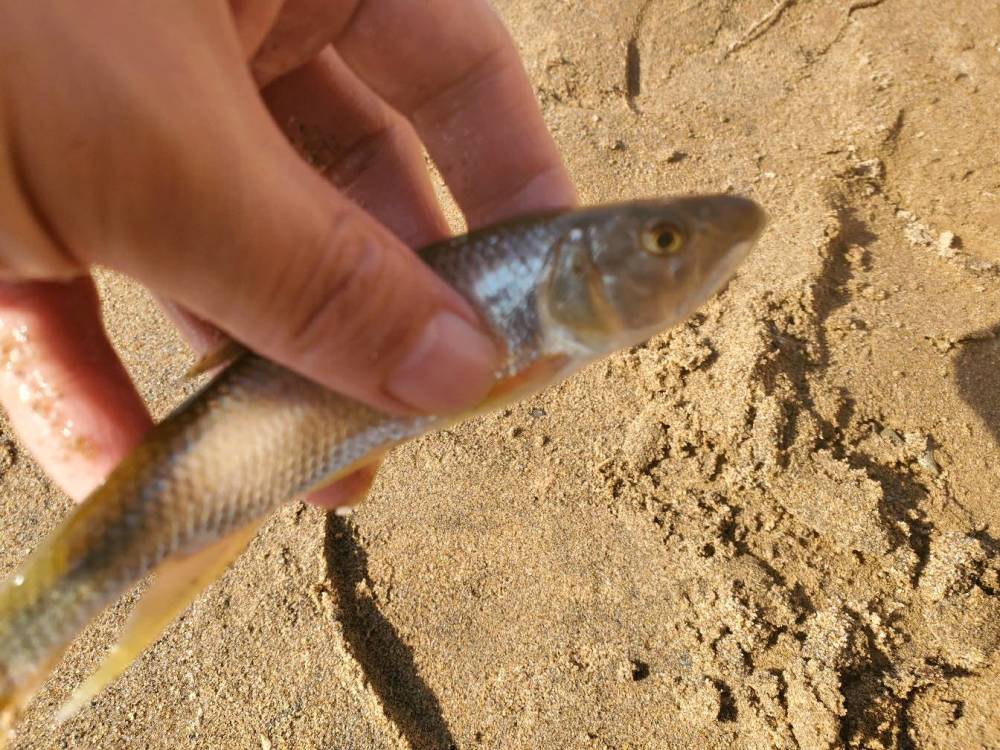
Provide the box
[55,518,264,724]
[184,338,246,379]
[0,650,65,749]
[484,354,571,406]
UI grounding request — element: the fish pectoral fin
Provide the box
[55,518,265,724]
[184,338,247,379]
[483,354,572,406]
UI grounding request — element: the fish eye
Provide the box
[641,220,686,256]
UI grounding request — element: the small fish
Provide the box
[0,194,765,743]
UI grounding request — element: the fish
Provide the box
[0,194,765,744]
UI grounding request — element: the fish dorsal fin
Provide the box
[184,338,247,379]
[55,518,264,724]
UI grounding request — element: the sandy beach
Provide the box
[1,0,998,747]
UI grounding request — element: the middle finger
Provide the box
[249,0,576,232]
[264,48,450,249]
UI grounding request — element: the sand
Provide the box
[1,0,999,747]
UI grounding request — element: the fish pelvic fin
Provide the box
[55,517,265,725]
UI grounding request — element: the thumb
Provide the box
[162,148,500,415]
[6,7,497,414]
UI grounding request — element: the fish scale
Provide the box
[0,195,765,743]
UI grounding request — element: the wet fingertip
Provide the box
[305,465,379,510]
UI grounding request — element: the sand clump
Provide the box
[0,0,998,748]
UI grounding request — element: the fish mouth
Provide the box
[712,194,768,246]
[691,194,767,301]
[708,193,766,279]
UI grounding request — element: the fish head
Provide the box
[540,194,766,353]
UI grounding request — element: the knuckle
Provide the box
[0,203,80,282]
[410,41,509,123]
[324,123,395,194]
[278,207,399,367]
[0,235,78,281]
[0,147,81,279]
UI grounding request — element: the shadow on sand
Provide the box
[954,321,1000,453]
[324,514,457,750]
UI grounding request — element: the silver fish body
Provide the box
[0,195,765,740]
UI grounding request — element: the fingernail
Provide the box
[385,311,497,413]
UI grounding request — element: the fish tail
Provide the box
[0,648,64,748]
[56,517,265,723]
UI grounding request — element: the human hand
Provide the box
[0,1,575,506]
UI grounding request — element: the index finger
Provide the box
[331,0,577,228]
